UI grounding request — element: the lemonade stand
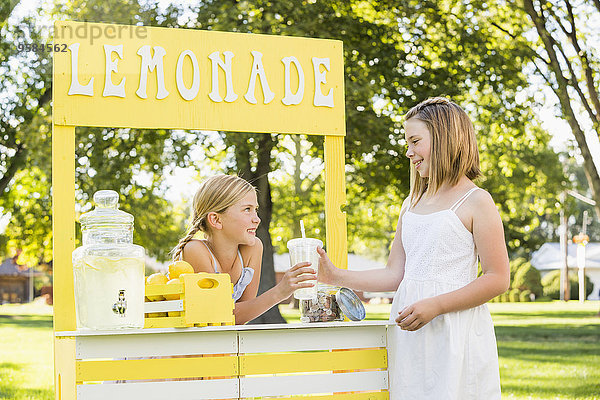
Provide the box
[52,21,393,399]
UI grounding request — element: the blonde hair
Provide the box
[405,97,481,206]
[171,175,256,261]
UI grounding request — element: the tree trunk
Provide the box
[523,0,600,219]
[240,134,286,324]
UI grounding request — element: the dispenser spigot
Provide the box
[112,289,127,316]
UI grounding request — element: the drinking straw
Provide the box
[300,220,306,238]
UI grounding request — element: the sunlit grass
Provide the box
[491,302,600,399]
[0,301,54,400]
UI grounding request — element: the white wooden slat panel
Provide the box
[56,321,392,337]
[76,331,238,358]
[77,378,239,400]
[144,300,184,313]
[239,370,388,397]
[239,325,386,353]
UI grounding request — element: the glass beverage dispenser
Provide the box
[72,190,145,330]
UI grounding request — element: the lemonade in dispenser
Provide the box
[72,190,145,330]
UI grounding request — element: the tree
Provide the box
[0,4,53,198]
[188,0,569,324]
[1,1,569,326]
[519,0,600,218]
[1,2,54,263]
[190,0,405,323]
[385,0,566,255]
[1,0,194,264]
[55,2,197,259]
[271,136,326,253]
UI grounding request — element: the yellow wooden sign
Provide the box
[53,21,345,135]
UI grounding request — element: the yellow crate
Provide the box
[144,273,235,328]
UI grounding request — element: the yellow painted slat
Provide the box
[76,356,238,381]
[324,135,348,270]
[144,316,189,328]
[52,124,76,332]
[239,348,386,375]
[145,283,183,296]
[242,393,389,400]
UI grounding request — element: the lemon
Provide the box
[168,260,194,279]
[145,272,169,301]
[164,278,181,300]
[168,311,181,317]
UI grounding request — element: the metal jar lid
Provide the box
[335,287,366,321]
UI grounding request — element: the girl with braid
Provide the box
[171,174,316,325]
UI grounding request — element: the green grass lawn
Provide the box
[490,302,600,400]
[1,300,598,399]
[0,300,54,400]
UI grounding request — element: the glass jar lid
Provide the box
[79,190,133,227]
[335,287,366,321]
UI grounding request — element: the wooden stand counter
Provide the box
[55,321,394,400]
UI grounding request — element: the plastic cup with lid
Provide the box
[287,238,322,300]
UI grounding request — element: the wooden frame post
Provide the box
[52,124,77,399]
[325,136,348,269]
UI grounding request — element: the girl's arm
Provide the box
[396,190,510,331]
[317,200,408,293]
[233,238,317,325]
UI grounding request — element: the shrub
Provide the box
[509,257,528,283]
[519,290,533,302]
[508,288,521,302]
[513,262,543,298]
[500,292,510,302]
[541,270,595,300]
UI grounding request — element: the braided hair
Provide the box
[404,97,481,206]
[170,175,256,262]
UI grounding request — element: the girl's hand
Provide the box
[316,246,339,285]
[395,297,442,331]
[276,262,317,299]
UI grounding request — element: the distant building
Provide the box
[0,257,35,304]
[274,253,393,303]
[530,243,600,300]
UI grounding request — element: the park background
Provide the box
[1,0,600,398]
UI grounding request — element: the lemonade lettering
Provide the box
[67,43,334,107]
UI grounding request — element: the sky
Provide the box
[7,0,600,208]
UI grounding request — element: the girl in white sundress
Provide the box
[317,97,510,399]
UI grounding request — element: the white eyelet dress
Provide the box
[388,188,501,399]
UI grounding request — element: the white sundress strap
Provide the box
[404,193,415,212]
[450,187,479,212]
[237,249,244,267]
[200,240,219,273]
